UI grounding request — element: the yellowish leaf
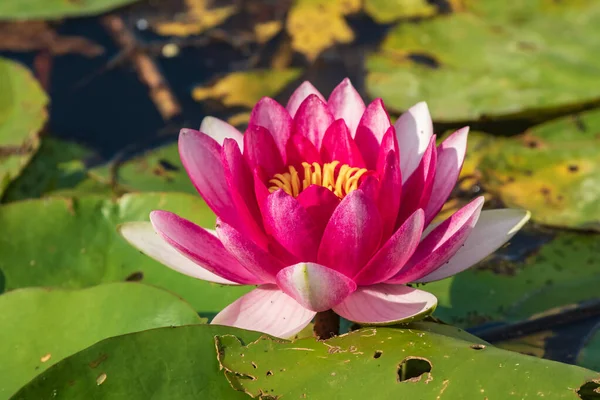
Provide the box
[153,0,237,37]
[254,20,283,44]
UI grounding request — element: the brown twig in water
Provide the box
[314,310,340,340]
[100,15,181,121]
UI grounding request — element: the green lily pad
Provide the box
[0,283,203,399]
[89,142,195,194]
[472,109,600,231]
[0,192,252,313]
[0,0,139,20]
[366,1,600,121]
[2,138,101,202]
[363,0,436,23]
[12,325,263,400]
[578,324,600,372]
[14,324,599,399]
[425,230,600,330]
[217,326,598,398]
[0,58,46,197]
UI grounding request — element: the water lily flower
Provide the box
[120,78,530,338]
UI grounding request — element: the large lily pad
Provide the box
[0,193,251,313]
[472,110,600,231]
[218,327,598,398]
[366,1,600,121]
[0,0,138,20]
[12,325,263,400]
[13,324,599,399]
[0,283,203,399]
[0,58,46,197]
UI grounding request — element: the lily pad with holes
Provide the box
[366,0,600,121]
[0,58,46,198]
[2,137,101,202]
[89,142,196,194]
[13,324,600,399]
[0,283,203,399]
[0,0,139,20]
[0,192,252,313]
[472,109,600,231]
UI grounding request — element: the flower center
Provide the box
[268,161,369,199]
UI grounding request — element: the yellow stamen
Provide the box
[268,161,369,199]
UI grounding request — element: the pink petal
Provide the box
[296,185,340,237]
[333,284,437,325]
[387,196,484,284]
[293,94,335,150]
[376,128,402,239]
[327,78,366,136]
[424,127,469,225]
[263,190,322,262]
[216,218,285,283]
[417,209,531,282]
[396,135,437,226]
[317,190,382,278]
[276,262,357,312]
[286,134,321,169]
[395,102,434,182]
[222,139,267,246]
[286,81,325,117]
[354,99,392,169]
[118,222,239,285]
[353,209,424,285]
[244,124,284,178]
[199,116,244,150]
[249,97,292,160]
[211,285,316,338]
[178,129,236,221]
[150,210,262,284]
[320,119,366,167]
[253,167,270,216]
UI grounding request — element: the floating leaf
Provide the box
[425,230,600,329]
[578,323,600,372]
[0,193,251,313]
[254,20,283,44]
[152,0,237,37]
[0,283,203,398]
[363,0,436,23]
[467,110,600,230]
[0,58,46,197]
[192,68,302,108]
[366,1,600,121]
[12,325,262,400]
[3,138,100,202]
[217,326,597,398]
[89,142,195,194]
[286,0,360,61]
[0,0,139,19]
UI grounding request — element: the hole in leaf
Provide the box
[407,53,440,69]
[397,357,432,383]
[251,362,257,369]
[125,271,144,281]
[373,350,383,359]
[470,344,486,350]
[578,381,600,399]
[266,370,273,377]
[158,159,180,171]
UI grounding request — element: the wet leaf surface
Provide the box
[367,0,600,121]
[0,192,252,313]
[363,0,437,23]
[0,58,46,198]
[0,283,203,399]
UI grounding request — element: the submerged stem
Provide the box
[313,310,340,340]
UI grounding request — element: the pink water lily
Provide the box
[120,78,530,338]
